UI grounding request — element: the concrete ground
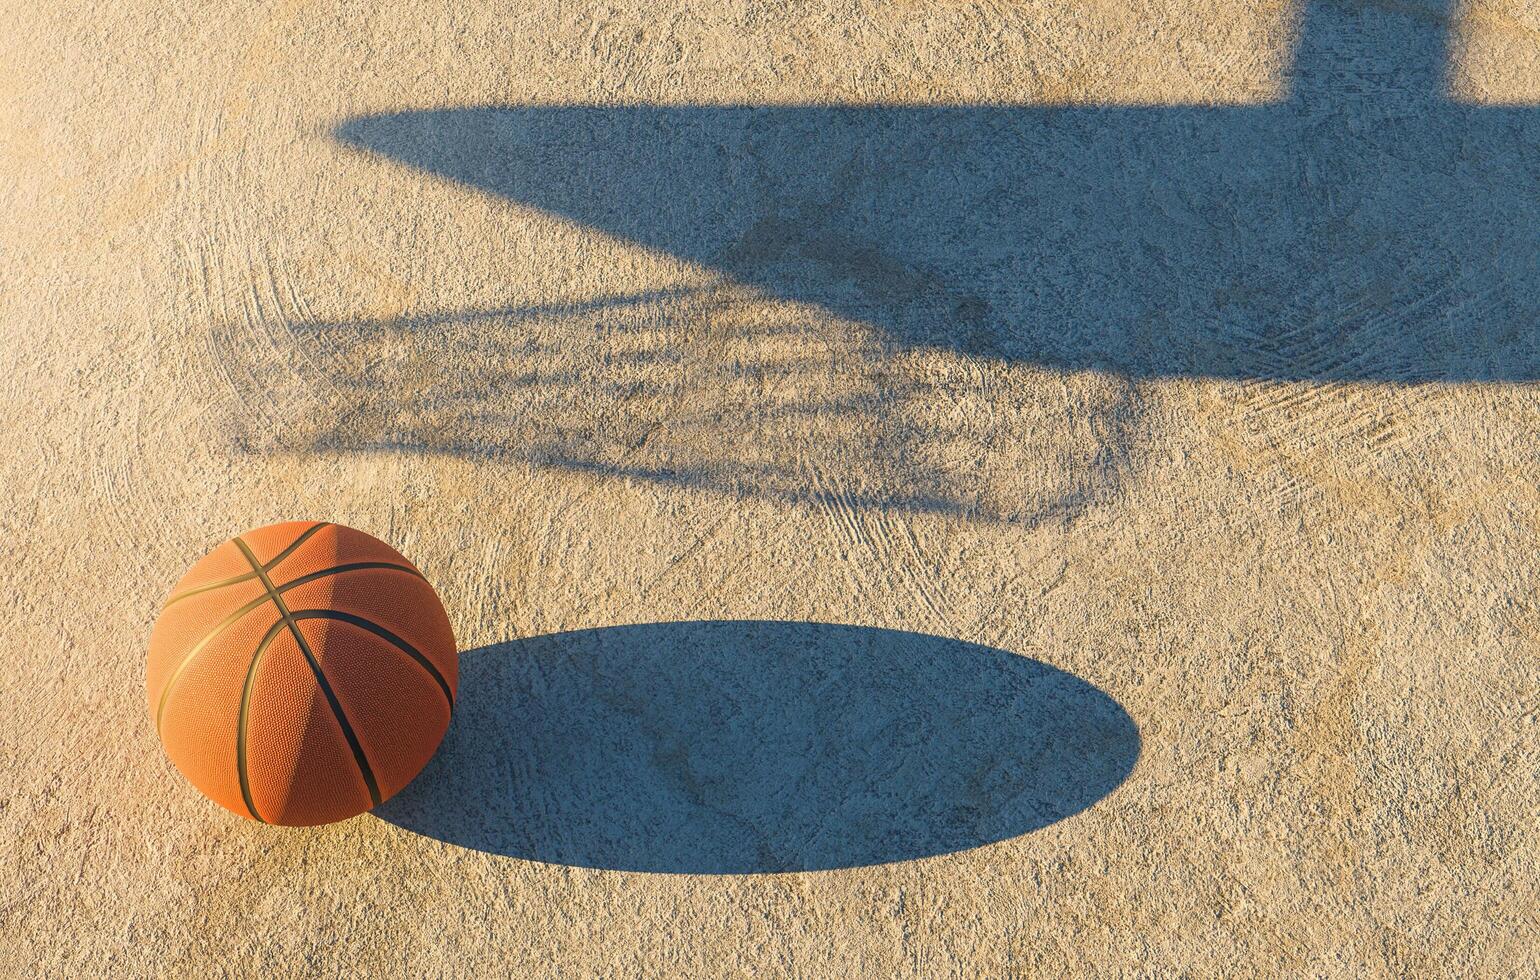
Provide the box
[3,0,1538,975]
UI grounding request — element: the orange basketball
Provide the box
[147,521,457,826]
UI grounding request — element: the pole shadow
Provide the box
[374,621,1140,873]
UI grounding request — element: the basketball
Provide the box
[147,521,457,826]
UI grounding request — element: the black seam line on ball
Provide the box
[290,609,454,710]
[156,590,276,733]
[237,618,295,824]
[154,561,423,733]
[234,537,383,809]
[276,561,426,594]
[161,522,330,609]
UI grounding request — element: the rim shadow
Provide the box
[376,621,1140,872]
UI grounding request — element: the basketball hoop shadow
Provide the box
[266,0,1540,522]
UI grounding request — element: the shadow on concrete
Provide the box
[336,0,1539,383]
[374,621,1140,872]
[222,0,1537,523]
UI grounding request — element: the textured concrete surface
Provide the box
[4,0,1540,975]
